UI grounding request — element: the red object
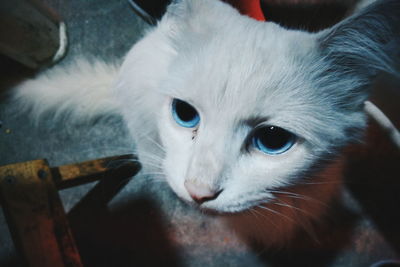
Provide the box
[223,0,266,21]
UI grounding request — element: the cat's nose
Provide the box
[184,180,222,204]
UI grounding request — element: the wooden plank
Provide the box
[0,160,83,267]
[51,154,140,190]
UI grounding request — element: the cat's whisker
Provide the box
[256,204,296,224]
[299,180,343,185]
[250,207,279,231]
[107,158,140,163]
[272,200,321,244]
[135,131,161,145]
[248,209,272,238]
[138,158,162,166]
[105,156,163,173]
[249,208,259,219]
[272,199,312,217]
[138,152,164,164]
[269,190,327,207]
[142,171,166,177]
[75,144,135,155]
[141,161,163,169]
[136,154,163,165]
[104,158,141,169]
[276,194,309,202]
[268,189,310,199]
[143,136,166,153]
[268,190,308,198]
[257,204,317,243]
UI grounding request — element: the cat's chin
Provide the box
[197,207,232,216]
[183,198,259,215]
[196,206,247,216]
[199,204,255,215]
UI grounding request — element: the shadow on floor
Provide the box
[68,173,183,267]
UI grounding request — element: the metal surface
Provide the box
[0,159,83,267]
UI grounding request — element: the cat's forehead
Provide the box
[166,23,318,126]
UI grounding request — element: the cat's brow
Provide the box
[242,116,269,128]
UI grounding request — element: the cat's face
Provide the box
[159,99,314,213]
[156,30,328,213]
[117,0,397,215]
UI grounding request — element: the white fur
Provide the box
[10,0,399,246]
[12,59,120,121]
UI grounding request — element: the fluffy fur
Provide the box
[11,0,399,246]
[13,59,120,120]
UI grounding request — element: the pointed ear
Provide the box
[157,0,203,42]
[159,0,239,41]
[163,0,233,21]
[318,0,400,81]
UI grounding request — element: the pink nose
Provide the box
[184,180,222,204]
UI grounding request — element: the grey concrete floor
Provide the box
[1,1,400,267]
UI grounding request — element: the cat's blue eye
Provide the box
[171,99,200,128]
[252,126,296,155]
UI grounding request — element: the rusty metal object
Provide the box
[0,154,140,267]
[51,154,140,190]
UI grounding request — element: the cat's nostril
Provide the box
[184,180,222,205]
[191,190,222,204]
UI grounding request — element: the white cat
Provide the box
[11,0,399,246]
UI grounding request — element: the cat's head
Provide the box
[116,0,399,213]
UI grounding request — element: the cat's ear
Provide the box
[159,0,238,41]
[318,0,399,82]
